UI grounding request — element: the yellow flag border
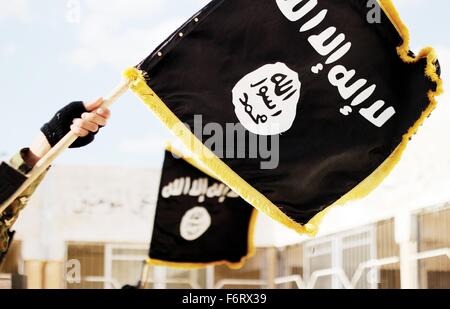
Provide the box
[124,0,443,237]
[146,145,258,270]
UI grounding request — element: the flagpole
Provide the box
[0,80,130,214]
[137,261,151,289]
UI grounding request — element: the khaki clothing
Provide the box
[0,149,48,261]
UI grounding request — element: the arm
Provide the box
[0,99,111,264]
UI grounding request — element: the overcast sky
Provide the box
[0,0,449,170]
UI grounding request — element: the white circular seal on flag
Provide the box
[179,207,211,241]
[232,62,301,135]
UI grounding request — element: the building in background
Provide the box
[1,0,449,291]
[1,159,449,289]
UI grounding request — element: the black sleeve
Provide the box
[0,162,27,205]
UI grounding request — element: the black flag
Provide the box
[125,0,442,235]
[148,148,257,269]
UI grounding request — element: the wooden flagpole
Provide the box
[0,80,130,214]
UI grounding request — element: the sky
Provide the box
[0,0,449,169]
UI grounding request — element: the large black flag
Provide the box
[125,0,442,235]
[148,148,257,269]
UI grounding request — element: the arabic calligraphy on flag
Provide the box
[126,0,442,235]
[148,149,256,268]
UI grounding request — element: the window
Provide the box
[304,226,377,289]
[418,206,450,289]
[66,242,148,289]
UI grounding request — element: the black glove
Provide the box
[40,102,99,149]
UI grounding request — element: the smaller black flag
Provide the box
[148,148,257,269]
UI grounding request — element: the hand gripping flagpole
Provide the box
[0,80,130,214]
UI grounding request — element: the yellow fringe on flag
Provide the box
[124,0,443,237]
[146,209,258,270]
[143,144,258,270]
